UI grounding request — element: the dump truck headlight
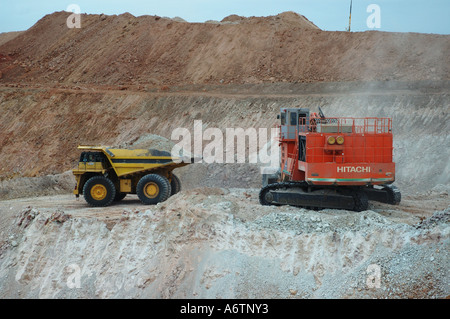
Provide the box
[327,136,336,145]
[336,136,344,145]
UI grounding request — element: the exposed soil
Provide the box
[0,11,448,87]
[0,31,23,47]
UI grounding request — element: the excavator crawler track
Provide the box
[259,182,369,212]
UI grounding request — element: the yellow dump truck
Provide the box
[72,146,192,207]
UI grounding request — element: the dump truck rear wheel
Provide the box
[137,174,171,204]
[170,174,181,195]
[83,176,116,207]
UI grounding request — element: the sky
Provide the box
[0,0,449,34]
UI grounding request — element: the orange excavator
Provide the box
[260,107,401,211]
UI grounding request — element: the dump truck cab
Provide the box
[77,151,110,172]
[72,146,191,207]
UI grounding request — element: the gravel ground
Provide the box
[0,187,448,299]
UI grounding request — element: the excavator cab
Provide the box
[279,108,310,139]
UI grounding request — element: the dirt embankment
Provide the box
[0,11,448,86]
[0,32,23,47]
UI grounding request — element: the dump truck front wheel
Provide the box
[83,175,116,207]
[170,174,181,196]
[137,174,171,204]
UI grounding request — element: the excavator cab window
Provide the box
[280,113,286,125]
[290,112,297,125]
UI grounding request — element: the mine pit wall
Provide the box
[0,203,448,299]
[0,81,448,299]
[0,81,448,195]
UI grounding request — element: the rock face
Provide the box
[0,81,448,195]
